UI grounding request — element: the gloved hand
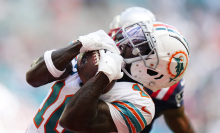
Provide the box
[78,30,120,54]
[97,50,124,82]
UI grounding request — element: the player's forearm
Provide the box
[165,115,194,133]
[59,72,110,132]
[50,41,82,70]
[26,41,82,87]
[164,107,195,133]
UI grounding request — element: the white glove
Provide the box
[97,50,124,82]
[78,30,120,54]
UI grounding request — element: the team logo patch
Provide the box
[167,51,188,82]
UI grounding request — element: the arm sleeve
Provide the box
[106,102,129,133]
[106,100,153,133]
[101,82,155,133]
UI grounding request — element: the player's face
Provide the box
[112,23,153,60]
[119,43,133,58]
[118,39,152,59]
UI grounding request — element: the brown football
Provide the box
[77,50,115,94]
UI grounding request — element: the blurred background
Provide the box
[0,0,220,133]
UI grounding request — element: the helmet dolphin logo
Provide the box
[169,56,184,82]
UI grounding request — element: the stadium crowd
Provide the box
[0,0,220,132]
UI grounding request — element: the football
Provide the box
[77,50,115,94]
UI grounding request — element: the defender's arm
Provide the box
[163,105,195,133]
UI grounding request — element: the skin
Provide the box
[26,41,82,87]
[162,106,195,133]
[26,41,118,132]
[59,72,117,133]
[26,39,195,132]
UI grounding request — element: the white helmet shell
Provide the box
[115,21,189,92]
[132,22,189,91]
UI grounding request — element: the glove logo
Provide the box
[167,51,188,82]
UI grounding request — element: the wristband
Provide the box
[44,50,66,78]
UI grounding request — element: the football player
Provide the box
[109,7,195,133]
[25,20,189,132]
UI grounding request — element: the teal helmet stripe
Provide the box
[155,27,188,45]
[155,27,189,55]
[167,29,189,48]
[155,27,166,31]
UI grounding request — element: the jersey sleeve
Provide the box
[106,102,129,133]
[103,82,155,133]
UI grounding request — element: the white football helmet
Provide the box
[109,7,156,36]
[113,21,189,92]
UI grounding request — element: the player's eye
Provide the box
[115,33,124,42]
[137,43,153,55]
[119,45,124,51]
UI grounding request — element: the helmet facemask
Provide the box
[112,21,160,86]
[111,21,189,92]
